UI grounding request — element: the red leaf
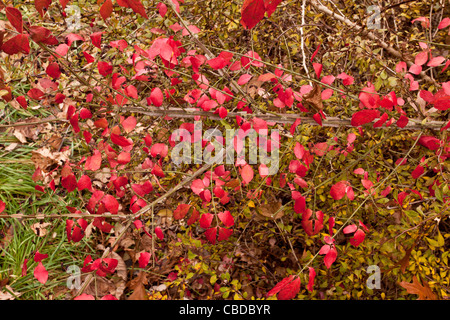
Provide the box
[396,115,409,128]
[207,57,227,70]
[27,88,44,100]
[312,63,322,78]
[131,181,153,197]
[155,226,164,240]
[85,149,102,171]
[69,113,80,133]
[100,0,113,20]
[418,136,440,150]
[22,258,28,277]
[83,51,95,63]
[34,262,48,284]
[343,224,357,234]
[46,62,61,79]
[330,181,347,200]
[411,164,424,179]
[351,109,380,127]
[427,56,445,67]
[34,250,48,262]
[438,17,450,29]
[149,87,164,106]
[111,133,133,147]
[266,275,301,300]
[187,208,200,225]
[79,108,92,119]
[138,252,151,268]
[150,143,168,158]
[98,61,113,76]
[409,64,422,75]
[2,34,30,55]
[278,276,300,300]
[66,33,84,46]
[200,212,214,229]
[117,151,131,164]
[307,267,316,292]
[93,217,113,233]
[29,26,58,45]
[205,227,217,244]
[415,51,428,66]
[0,200,5,214]
[217,227,233,241]
[241,164,254,184]
[237,74,253,85]
[102,194,119,214]
[191,179,206,195]
[320,244,337,269]
[293,195,306,214]
[90,31,103,48]
[240,0,265,29]
[59,0,69,9]
[173,204,191,220]
[349,229,365,246]
[218,211,234,227]
[77,175,92,191]
[35,0,52,17]
[123,0,148,19]
[121,116,137,133]
[156,2,167,17]
[267,275,294,297]
[6,7,23,33]
[61,173,77,192]
[74,293,95,300]
[264,0,282,17]
[16,96,27,109]
[312,113,322,126]
[310,43,321,62]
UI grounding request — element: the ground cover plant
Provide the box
[0,0,449,300]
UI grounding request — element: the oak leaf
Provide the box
[399,276,437,300]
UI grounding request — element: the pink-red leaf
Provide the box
[241,164,254,184]
[34,262,48,284]
[138,252,151,268]
[218,211,234,227]
[415,51,428,66]
[85,149,102,171]
[427,56,445,67]
[330,181,347,200]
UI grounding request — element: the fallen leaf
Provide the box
[257,200,284,219]
[127,271,148,300]
[30,222,51,237]
[399,276,438,300]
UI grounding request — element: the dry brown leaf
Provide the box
[127,271,148,300]
[302,82,323,110]
[399,276,438,300]
[224,179,240,188]
[257,200,284,219]
[245,79,264,99]
[0,286,21,300]
[31,146,70,173]
[30,222,51,237]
